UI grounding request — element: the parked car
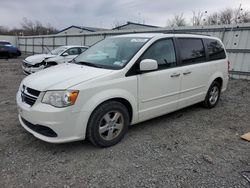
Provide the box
[16,33,229,147]
[22,45,88,74]
[0,40,21,58]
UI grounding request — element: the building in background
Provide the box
[56,25,110,35]
[112,21,161,30]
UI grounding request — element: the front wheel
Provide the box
[86,101,129,147]
[203,81,221,108]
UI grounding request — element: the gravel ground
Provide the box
[0,57,249,188]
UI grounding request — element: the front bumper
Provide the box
[22,60,45,75]
[22,65,44,75]
[16,90,88,143]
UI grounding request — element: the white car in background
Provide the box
[22,46,88,74]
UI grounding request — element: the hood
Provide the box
[25,54,56,65]
[22,63,113,91]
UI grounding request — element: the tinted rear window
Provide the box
[178,38,205,65]
[206,39,226,60]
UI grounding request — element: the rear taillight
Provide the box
[227,61,230,73]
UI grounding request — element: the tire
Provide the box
[86,101,130,147]
[203,81,221,108]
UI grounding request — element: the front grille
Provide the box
[21,117,58,137]
[21,85,40,106]
[27,87,40,96]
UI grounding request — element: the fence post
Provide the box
[32,37,35,55]
[53,36,55,49]
[25,38,27,54]
[42,37,44,53]
[221,27,226,44]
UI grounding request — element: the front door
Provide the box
[138,38,181,121]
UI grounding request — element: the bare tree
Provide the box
[234,8,250,23]
[219,8,234,24]
[192,11,205,26]
[167,13,186,27]
[204,12,220,25]
[204,7,250,26]
[20,18,58,35]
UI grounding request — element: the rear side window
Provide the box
[206,39,226,60]
[141,39,176,69]
[178,38,205,65]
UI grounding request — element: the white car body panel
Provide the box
[25,54,57,65]
[138,67,181,121]
[23,63,113,91]
[16,33,229,143]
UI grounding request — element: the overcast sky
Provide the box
[1,0,250,30]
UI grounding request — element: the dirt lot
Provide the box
[0,57,249,188]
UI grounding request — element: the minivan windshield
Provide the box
[74,37,149,69]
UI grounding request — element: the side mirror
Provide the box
[139,59,158,72]
[62,52,69,56]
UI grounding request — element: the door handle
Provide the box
[183,71,192,75]
[170,73,180,78]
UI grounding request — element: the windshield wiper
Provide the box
[75,61,103,68]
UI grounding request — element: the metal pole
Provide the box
[25,38,27,54]
[42,37,44,53]
[32,38,34,55]
[53,36,55,49]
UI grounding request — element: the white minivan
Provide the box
[16,33,229,147]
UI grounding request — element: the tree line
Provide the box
[1,7,250,36]
[0,18,58,36]
[168,7,250,27]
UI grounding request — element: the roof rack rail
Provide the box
[162,31,211,36]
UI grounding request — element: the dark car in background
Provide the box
[0,40,21,58]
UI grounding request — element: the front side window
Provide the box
[74,37,149,70]
[206,39,226,60]
[178,38,205,65]
[65,48,81,55]
[141,39,176,69]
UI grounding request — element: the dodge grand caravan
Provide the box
[16,33,229,147]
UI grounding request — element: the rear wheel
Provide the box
[87,101,129,147]
[203,81,221,108]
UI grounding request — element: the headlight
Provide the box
[42,90,79,107]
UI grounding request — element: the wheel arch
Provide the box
[214,77,223,89]
[207,72,224,92]
[78,89,138,127]
[95,97,133,123]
